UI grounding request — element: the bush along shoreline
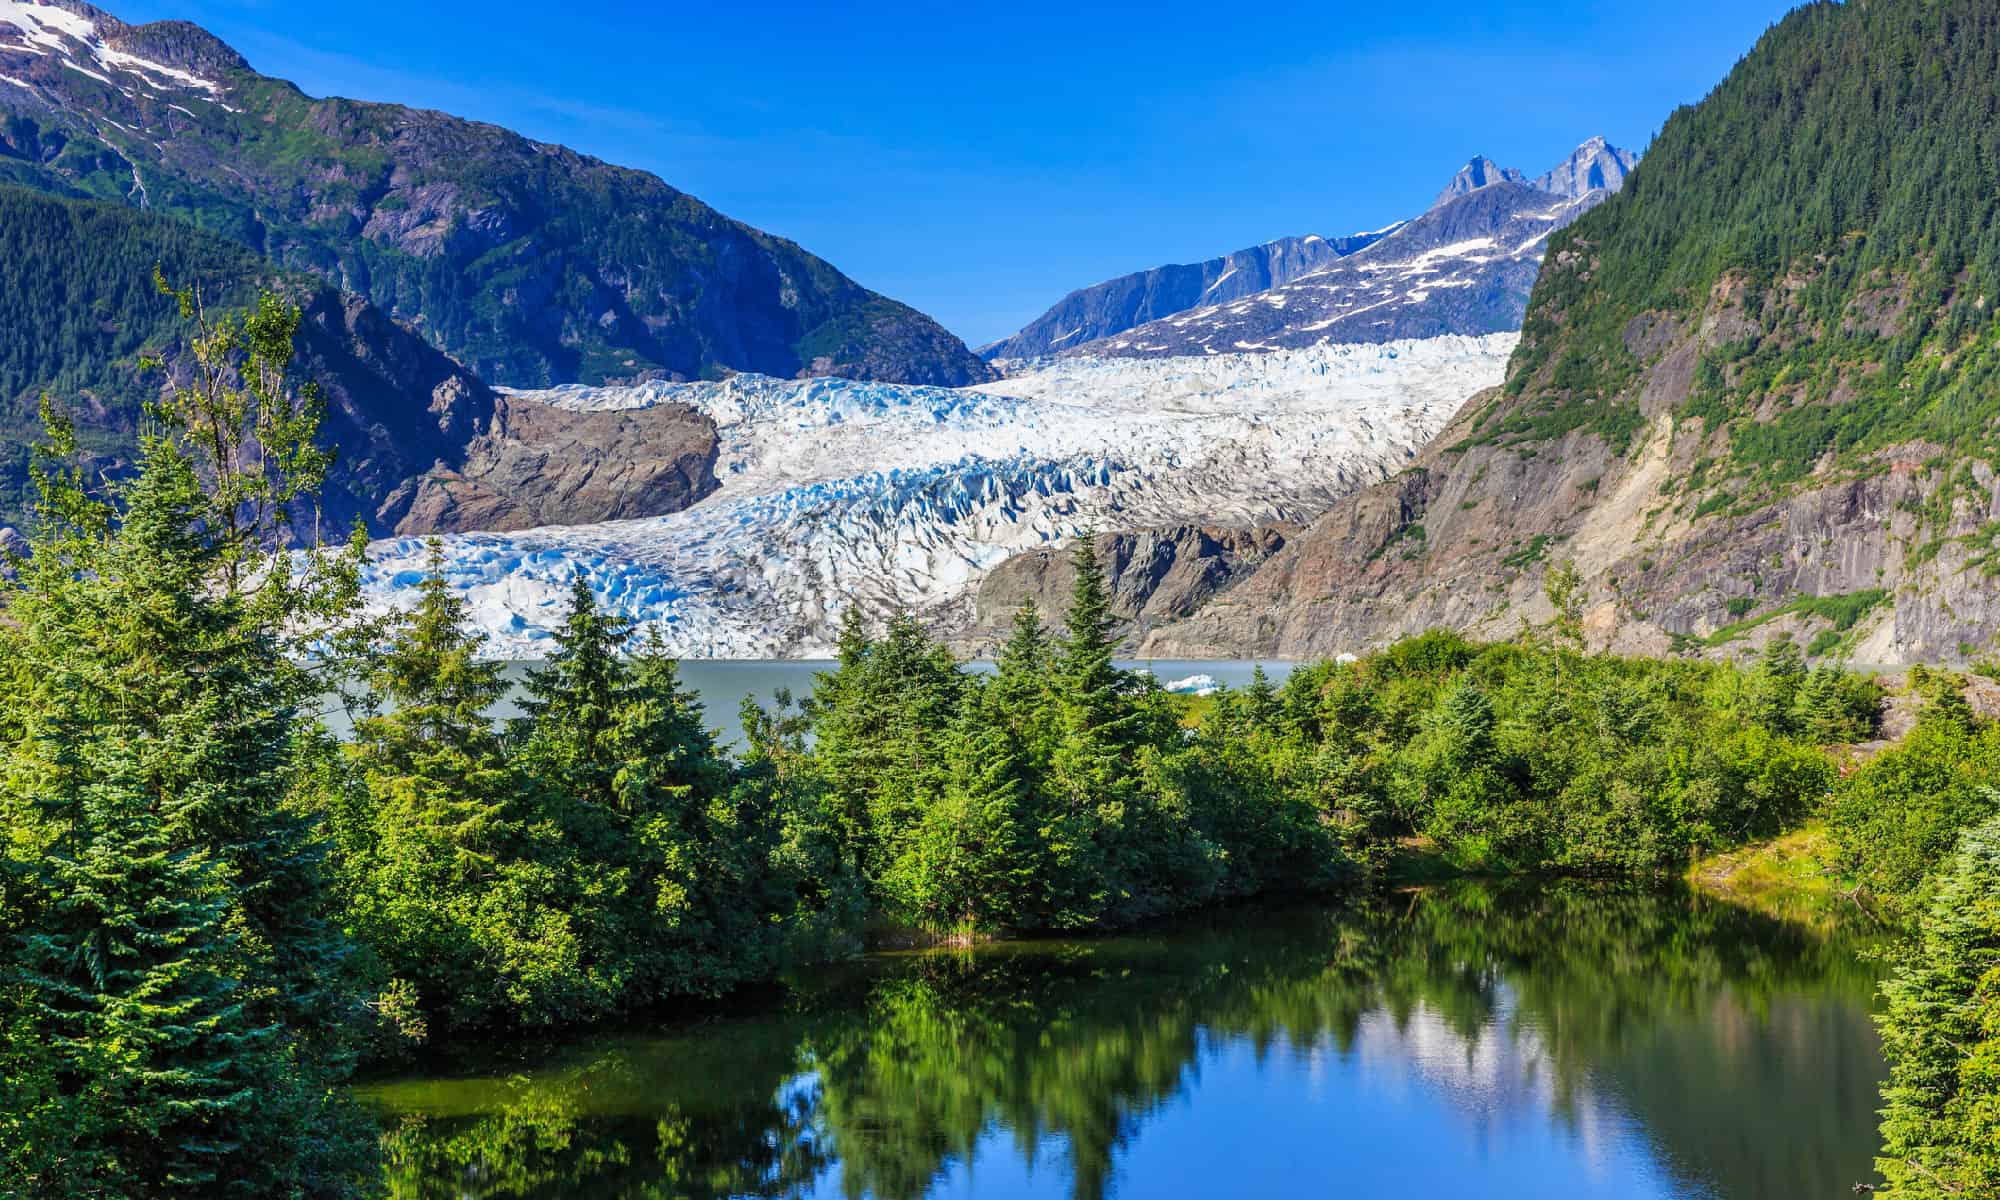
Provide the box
[3,282,1997,1198]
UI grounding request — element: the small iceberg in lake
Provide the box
[1163,674,1218,696]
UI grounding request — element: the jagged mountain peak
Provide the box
[1532,136,1639,200]
[1433,156,1529,207]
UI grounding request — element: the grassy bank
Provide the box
[1685,824,1880,936]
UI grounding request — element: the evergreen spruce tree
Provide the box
[990,600,1053,746]
[1749,634,1807,735]
[1244,665,1280,730]
[883,691,1035,933]
[608,629,773,996]
[807,606,882,875]
[345,542,595,1031]
[1875,810,2000,1198]
[513,574,630,801]
[862,614,960,885]
[354,539,514,867]
[17,737,271,1197]
[1043,535,1139,924]
[1,282,371,1197]
[1051,534,1141,787]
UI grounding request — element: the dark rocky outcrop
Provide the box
[388,395,719,535]
[961,525,1291,654]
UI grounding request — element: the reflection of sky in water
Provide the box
[363,891,1884,1200]
[837,990,1705,1200]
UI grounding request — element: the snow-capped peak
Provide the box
[0,1,225,94]
[1530,136,1639,200]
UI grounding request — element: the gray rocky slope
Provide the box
[985,138,1635,364]
[1071,139,1638,358]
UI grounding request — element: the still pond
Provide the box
[359,881,1884,1199]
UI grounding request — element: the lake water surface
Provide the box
[359,882,1885,1199]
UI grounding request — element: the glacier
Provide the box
[358,335,1517,658]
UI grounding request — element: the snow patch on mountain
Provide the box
[357,336,1516,658]
[0,2,225,94]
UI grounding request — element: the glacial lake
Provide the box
[318,659,1298,748]
[358,882,1886,1199]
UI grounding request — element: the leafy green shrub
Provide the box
[1831,698,2000,922]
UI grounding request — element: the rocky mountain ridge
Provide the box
[1433,155,1528,207]
[993,139,1637,363]
[0,0,991,388]
[978,229,1395,360]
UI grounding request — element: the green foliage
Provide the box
[0,184,269,526]
[1687,588,1891,651]
[332,563,859,1035]
[797,538,1349,936]
[1500,534,1552,569]
[1279,633,1862,875]
[0,284,371,1196]
[1831,691,2000,923]
[1875,813,2000,1198]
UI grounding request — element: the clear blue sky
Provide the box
[117,0,1799,345]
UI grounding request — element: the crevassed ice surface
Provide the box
[359,334,1516,658]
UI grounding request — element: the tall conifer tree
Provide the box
[1,282,370,1196]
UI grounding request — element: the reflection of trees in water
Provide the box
[373,884,1881,1200]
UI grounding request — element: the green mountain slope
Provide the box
[0,1,991,389]
[1143,0,2000,665]
[0,184,718,536]
[1503,0,2000,485]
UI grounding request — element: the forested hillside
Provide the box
[1145,0,2000,667]
[0,182,489,532]
[0,184,721,535]
[1504,0,2000,480]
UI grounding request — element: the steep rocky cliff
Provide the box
[1143,0,2000,666]
[0,0,991,388]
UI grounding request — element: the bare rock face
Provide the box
[1138,268,2000,667]
[391,395,719,535]
[964,525,1291,654]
